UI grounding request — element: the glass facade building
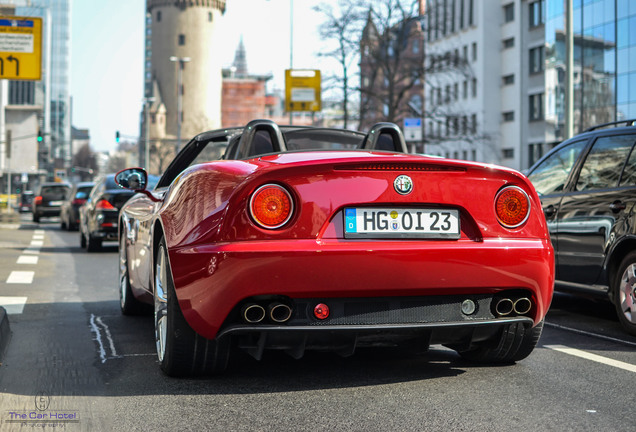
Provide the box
[9,0,72,171]
[545,0,624,144]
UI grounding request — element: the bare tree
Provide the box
[71,143,98,180]
[314,0,361,129]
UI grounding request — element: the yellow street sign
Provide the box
[285,69,321,112]
[0,16,42,81]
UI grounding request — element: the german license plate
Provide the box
[344,208,460,239]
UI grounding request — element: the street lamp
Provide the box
[142,96,155,172]
[169,56,191,153]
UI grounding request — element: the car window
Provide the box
[40,186,69,200]
[75,186,93,199]
[528,140,587,195]
[105,176,118,189]
[576,135,636,191]
[619,138,636,186]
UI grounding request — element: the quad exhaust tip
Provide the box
[268,303,293,323]
[242,304,266,323]
[494,297,532,317]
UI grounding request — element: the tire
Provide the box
[457,320,544,363]
[80,231,86,248]
[154,238,229,377]
[119,235,148,315]
[33,213,40,223]
[86,234,102,252]
[61,218,67,230]
[613,252,636,336]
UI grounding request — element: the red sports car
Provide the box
[116,120,554,376]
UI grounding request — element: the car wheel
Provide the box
[457,320,544,363]
[613,252,636,336]
[33,213,39,223]
[80,231,86,248]
[119,235,147,315]
[61,218,67,230]
[154,238,229,376]
[86,235,102,252]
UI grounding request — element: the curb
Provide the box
[0,213,20,224]
[0,306,11,363]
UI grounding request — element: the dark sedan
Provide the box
[32,182,71,223]
[60,182,94,231]
[79,174,158,251]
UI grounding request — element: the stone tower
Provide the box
[146,0,227,142]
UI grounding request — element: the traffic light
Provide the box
[37,129,43,142]
[115,131,120,143]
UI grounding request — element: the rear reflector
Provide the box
[72,198,86,206]
[249,184,293,229]
[314,303,330,320]
[495,186,530,228]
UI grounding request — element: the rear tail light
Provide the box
[96,199,116,210]
[72,199,86,206]
[34,196,42,205]
[249,184,293,229]
[495,186,530,228]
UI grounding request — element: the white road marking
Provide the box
[32,234,44,240]
[23,247,40,254]
[545,322,636,348]
[30,240,43,247]
[89,314,119,363]
[6,271,34,284]
[0,296,28,314]
[545,345,636,374]
[34,230,44,235]
[17,255,38,265]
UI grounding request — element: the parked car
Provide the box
[527,119,636,336]
[60,182,94,231]
[79,173,158,252]
[32,182,71,223]
[115,120,554,377]
[19,191,34,213]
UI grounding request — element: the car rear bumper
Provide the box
[169,238,554,340]
[218,317,535,360]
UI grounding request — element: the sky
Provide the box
[71,0,336,153]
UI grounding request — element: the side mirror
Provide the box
[115,168,148,191]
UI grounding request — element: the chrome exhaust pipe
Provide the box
[513,298,532,315]
[242,303,266,323]
[495,298,514,316]
[268,303,292,323]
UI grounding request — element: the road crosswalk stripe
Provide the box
[0,296,28,314]
[6,271,34,284]
[17,255,38,264]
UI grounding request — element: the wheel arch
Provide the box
[605,237,636,301]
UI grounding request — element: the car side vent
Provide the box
[335,163,466,172]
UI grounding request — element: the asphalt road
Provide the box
[0,215,635,431]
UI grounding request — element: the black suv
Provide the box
[32,182,71,223]
[527,119,636,335]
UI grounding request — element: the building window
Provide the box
[453,82,458,100]
[471,78,477,98]
[178,34,185,46]
[529,46,545,74]
[208,12,213,22]
[502,74,515,85]
[463,80,468,99]
[503,3,514,23]
[502,148,515,159]
[463,45,468,61]
[503,111,515,122]
[157,11,161,22]
[459,0,465,29]
[529,93,544,121]
[529,0,545,28]
[471,113,477,133]
[468,0,474,26]
[412,39,419,54]
[471,42,477,61]
[503,37,514,49]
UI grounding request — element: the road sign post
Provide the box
[0,16,42,81]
